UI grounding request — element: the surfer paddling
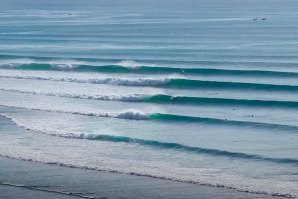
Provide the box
[171,96,176,104]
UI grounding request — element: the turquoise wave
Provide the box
[3,62,298,77]
[2,73,298,91]
[167,79,298,91]
[2,88,298,109]
[81,134,298,165]
[144,94,298,108]
[1,103,297,132]
[2,110,296,165]
[148,113,298,132]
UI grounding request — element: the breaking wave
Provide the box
[1,74,298,91]
[1,104,298,132]
[3,88,298,108]
[2,61,298,77]
[1,112,297,166]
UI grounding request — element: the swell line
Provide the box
[3,63,298,77]
[1,104,298,132]
[144,94,298,108]
[168,79,298,91]
[1,53,298,67]
[149,113,298,132]
[2,88,298,108]
[1,74,298,91]
[1,113,297,166]
[68,134,298,165]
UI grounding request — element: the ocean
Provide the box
[0,0,298,197]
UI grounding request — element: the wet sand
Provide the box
[0,156,284,199]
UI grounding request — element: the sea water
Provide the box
[0,0,298,197]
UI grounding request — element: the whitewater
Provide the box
[0,0,298,198]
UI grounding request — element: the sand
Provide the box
[0,156,284,199]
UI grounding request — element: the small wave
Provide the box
[0,74,171,86]
[144,94,298,108]
[1,74,298,91]
[1,104,298,132]
[115,110,149,120]
[0,59,86,70]
[168,79,298,91]
[74,134,298,165]
[2,88,298,108]
[0,113,297,198]
[149,113,298,131]
[116,60,155,68]
[1,112,297,166]
[51,63,79,70]
[2,61,298,78]
[0,88,143,102]
[0,104,148,120]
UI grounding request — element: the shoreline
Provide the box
[0,156,284,199]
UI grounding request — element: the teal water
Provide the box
[0,0,298,197]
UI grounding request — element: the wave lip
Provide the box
[0,88,144,102]
[167,79,298,91]
[0,113,297,198]
[2,73,298,91]
[79,134,298,165]
[1,112,297,166]
[0,74,172,86]
[144,94,298,108]
[3,59,298,78]
[2,88,298,109]
[115,110,149,120]
[1,104,298,133]
[149,113,298,132]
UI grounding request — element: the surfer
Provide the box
[132,67,137,73]
[171,96,176,104]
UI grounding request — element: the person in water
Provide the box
[171,96,176,104]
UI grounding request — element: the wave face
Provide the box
[1,104,298,133]
[2,111,298,166]
[3,61,298,78]
[1,112,297,198]
[0,74,171,87]
[3,88,298,108]
[1,2,298,198]
[2,74,298,92]
[47,133,298,165]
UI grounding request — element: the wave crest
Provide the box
[1,112,298,166]
[2,58,298,78]
[2,88,298,109]
[2,73,298,91]
[115,110,148,120]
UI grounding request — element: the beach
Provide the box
[0,156,284,199]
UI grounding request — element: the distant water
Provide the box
[0,0,298,197]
